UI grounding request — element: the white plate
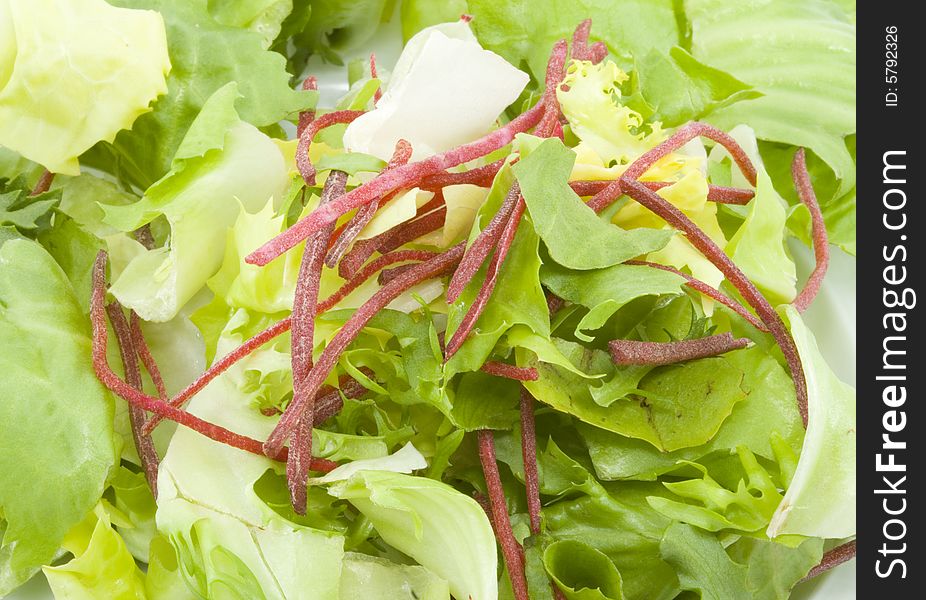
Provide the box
[7,18,855,600]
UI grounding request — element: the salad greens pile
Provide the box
[1,1,855,599]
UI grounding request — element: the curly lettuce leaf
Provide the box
[767,306,855,538]
[89,0,312,189]
[687,0,856,197]
[328,471,497,600]
[42,503,147,600]
[514,137,672,270]
[727,536,823,600]
[0,238,117,594]
[646,446,784,535]
[0,0,170,175]
[556,60,664,165]
[105,84,289,322]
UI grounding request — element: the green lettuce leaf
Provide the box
[328,471,497,600]
[536,443,679,600]
[646,446,784,534]
[339,552,450,600]
[90,0,312,189]
[540,262,686,342]
[105,84,290,322]
[464,0,679,88]
[726,536,823,600]
[720,126,797,305]
[208,0,294,47]
[108,467,159,562]
[581,345,803,480]
[659,522,750,600]
[0,177,61,235]
[445,163,550,376]
[0,238,117,594]
[42,503,147,600]
[449,371,522,431]
[145,536,198,599]
[0,0,170,175]
[157,367,346,599]
[522,338,748,451]
[630,46,760,127]
[543,540,624,600]
[767,306,855,538]
[514,137,672,270]
[687,0,856,197]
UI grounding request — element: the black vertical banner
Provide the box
[857,2,923,595]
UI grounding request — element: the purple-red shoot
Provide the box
[791,148,830,313]
[477,430,530,600]
[609,333,750,366]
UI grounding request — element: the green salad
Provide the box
[0,1,856,599]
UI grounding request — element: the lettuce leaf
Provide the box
[89,0,312,189]
[156,360,346,599]
[543,540,624,600]
[105,84,290,322]
[328,471,497,600]
[767,306,855,538]
[343,21,529,161]
[687,0,856,197]
[340,552,450,600]
[540,262,686,342]
[0,0,170,175]
[42,503,147,600]
[659,522,750,600]
[581,345,803,480]
[514,137,672,270]
[0,238,117,594]
[522,338,748,451]
[208,0,294,47]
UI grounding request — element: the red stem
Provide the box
[288,170,347,514]
[370,53,383,105]
[129,312,168,401]
[246,101,546,266]
[91,252,342,468]
[570,19,608,64]
[142,249,431,434]
[519,390,542,535]
[264,244,466,456]
[297,76,318,137]
[480,361,539,381]
[573,180,754,209]
[338,194,446,279]
[609,333,749,366]
[419,159,506,191]
[105,302,160,497]
[791,148,829,313]
[477,430,529,600]
[296,110,365,185]
[325,140,413,268]
[445,196,525,359]
[801,541,856,582]
[626,260,769,332]
[29,170,55,196]
[446,184,519,302]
